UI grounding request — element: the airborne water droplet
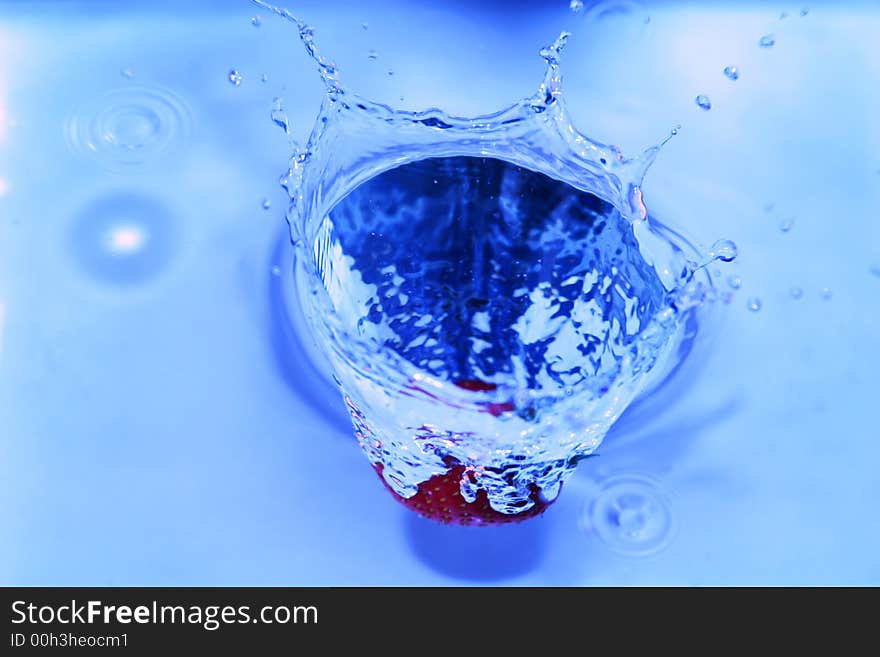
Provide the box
[723,65,739,81]
[120,67,135,79]
[790,287,803,299]
[779,218,794,233]
[262,198,272,210]
[271,97,291,135]
[747,297,763,312]
[820,287,833,300]
[800,8,810,17]
[228,69,243,86]
[569,0,585,13]
[367,49,379,60]
[695,95,712,111]
[710,239,738,263]
[727,275,742,290]
[759,34,776,48]
[252,16,262,27]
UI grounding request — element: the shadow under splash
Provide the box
[404,512,549,583]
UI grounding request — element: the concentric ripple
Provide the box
[581,474,675,557]
[65,85,191,171]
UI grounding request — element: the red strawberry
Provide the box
[374,461,552,526]
[454,378,516,417]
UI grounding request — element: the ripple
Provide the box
[68,192,177,285]
[581,474,675,557]
[65,85,191,172]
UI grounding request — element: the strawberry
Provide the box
[373,461,552,526]
[454,378,516,417]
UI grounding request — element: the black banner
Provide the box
[1,587,872,651]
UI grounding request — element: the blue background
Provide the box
[1,1,878,585]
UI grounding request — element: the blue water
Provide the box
[1,1,879,584]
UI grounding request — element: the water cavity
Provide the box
[258,1,716,516]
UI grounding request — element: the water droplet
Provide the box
[271,97,291,134]
[790,287,803,299]
[361,22,369,30]
[670,125,680,136]
[272,265,282,277]
[723,65,739,81]
[64,85,191,172]
[69,192,176,286]
[387,70,395,76]
[710,238,738,263]
[747,297,762,312]
[779,217,794,233]
[800,8,810,17]
[870,266,880,279]
[228,69,242,86]
[569,0,585,13]
[759,34,776,48]
[120,67,135,79]
[251,15,262,27]
[764,202,775,213]
[581,474,675,557]
[779,11,789,20]
[695,94,712,111]
[367,49,379,60]
[261,73,269,83]
[727,275,742,290]
[820,287,833,300]
[262,198,272,210]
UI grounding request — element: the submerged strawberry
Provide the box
[374,462,552,526]
[453,378,516,417]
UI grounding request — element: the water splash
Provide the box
[259,1,716,518]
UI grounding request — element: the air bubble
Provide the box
[581,474,675,557]
[747,297,762,312]
[228,69,243,86]
[710,239,738,263]
[723,65,739,81]
[695,95,712,111]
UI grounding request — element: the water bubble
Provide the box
[695,95,712,111]
[710,239,738,263]
[581,474,675,557]
[759,34,776,48]
[727,275,742,290]
[64,85,191,172]
[747,297,762,312]
[68,192,176,286]
[262,198,272,210]
[271,97,291,135]
[120,67,135,79]
[820,287,833,300]
[790,287,803,299]
[723,65,739,81]
[228,69,243,86]
[779,217,795,233]
[569,0,585,13]
[367,49,379,60]
[251,15,262,27]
